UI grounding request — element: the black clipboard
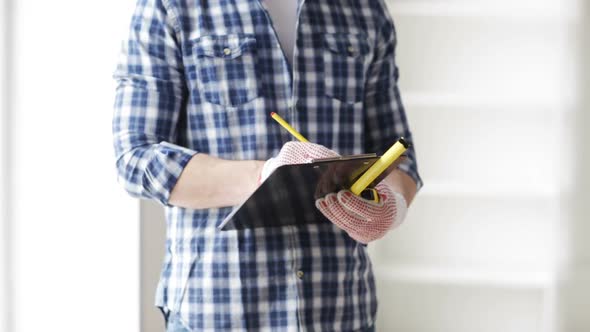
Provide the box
[218,154,406,231]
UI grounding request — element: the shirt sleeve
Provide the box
[112,0,197,205]
[363,2,423,191]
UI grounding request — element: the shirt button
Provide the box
[347,46,355,54]
[296,270,304,279]
[223,48,232,56]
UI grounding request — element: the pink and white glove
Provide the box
[259,141,340,183]
[316,182,408,244]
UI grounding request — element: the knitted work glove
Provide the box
[315,182,408,244]
[259,142,340,183]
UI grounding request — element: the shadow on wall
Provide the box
[556,3,590,330]
[140,201,166,332]
[569,8,590,260]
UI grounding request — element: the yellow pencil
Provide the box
[350,138,408,196]
[270,112,309,142]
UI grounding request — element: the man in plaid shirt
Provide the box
[113,0,421,330]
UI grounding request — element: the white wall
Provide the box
[366,0,583,331]
[5,0,140,331]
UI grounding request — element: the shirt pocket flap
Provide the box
[324,33,370,58]
[193,34,257,59]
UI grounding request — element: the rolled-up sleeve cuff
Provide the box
[398,155,423,192]
[142,142,197,206]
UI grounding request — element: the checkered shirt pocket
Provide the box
[323,33,371,104]
[192,34,260,107]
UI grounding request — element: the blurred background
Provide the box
[1,0,588,331]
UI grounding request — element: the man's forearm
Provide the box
[383,169,417,206]
[169,153,265,209]
[168,153,416,210]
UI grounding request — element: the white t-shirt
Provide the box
[263,0,298,66]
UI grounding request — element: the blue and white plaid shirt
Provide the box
[113,0,422,330]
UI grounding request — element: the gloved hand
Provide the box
[259,141,340,183]
[315,182,408,244]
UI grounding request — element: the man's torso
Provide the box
[156,0,390,330]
